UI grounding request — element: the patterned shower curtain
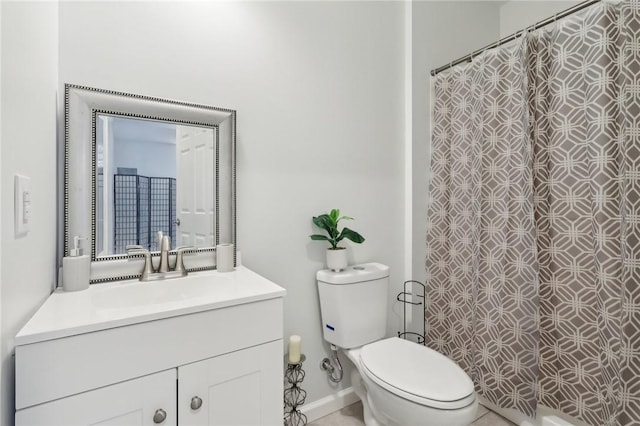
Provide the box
[426,1,640,425]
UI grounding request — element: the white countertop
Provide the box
[16,266,286,346]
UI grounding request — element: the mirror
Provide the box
[95,115,216,256]
[65,84,236,282]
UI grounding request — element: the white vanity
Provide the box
[15,267,286,426]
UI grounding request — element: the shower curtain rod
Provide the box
[430,0,601,77]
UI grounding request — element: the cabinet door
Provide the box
[16,369,177,426]
[179,340,282,426]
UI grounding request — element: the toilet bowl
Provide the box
[317,263,477,426]
[345,338,477,426]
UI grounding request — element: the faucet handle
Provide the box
[174,246,195,275]
[126,246,155,280]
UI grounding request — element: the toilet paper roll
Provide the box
[216,243,234,272]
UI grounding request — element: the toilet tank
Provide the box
[317,263,389,349]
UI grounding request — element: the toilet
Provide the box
[317,263,478,426]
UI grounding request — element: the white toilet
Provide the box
[317,263,478,426]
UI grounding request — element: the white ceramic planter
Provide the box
[326,248,348,272]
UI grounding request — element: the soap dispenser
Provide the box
[62,236,90,292]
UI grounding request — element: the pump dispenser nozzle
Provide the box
[70,236,87,257]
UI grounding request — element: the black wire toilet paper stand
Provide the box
[396,280,426,344]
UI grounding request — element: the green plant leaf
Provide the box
[339,227,365,244]
[312,215,331,234]
[310,209,362,250]
[329,209,340,224]
[312,215,329,230]
[317,215,339,238]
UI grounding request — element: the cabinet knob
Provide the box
[191,396,203,410]
[153,408,167,424]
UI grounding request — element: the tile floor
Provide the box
[307,401,516,426]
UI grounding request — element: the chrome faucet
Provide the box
[126,242,194,282]
[159,235,171,273]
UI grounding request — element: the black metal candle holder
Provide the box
[284,354,307,426]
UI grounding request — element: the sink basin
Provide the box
[91,273,233,309]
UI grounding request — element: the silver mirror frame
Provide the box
[64,84,236,283]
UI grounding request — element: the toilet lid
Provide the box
[360,337,475,409]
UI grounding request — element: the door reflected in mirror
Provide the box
[95,114,215,257]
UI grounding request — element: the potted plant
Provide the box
[310,209,365,271]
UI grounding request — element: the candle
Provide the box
[289,335,301,363]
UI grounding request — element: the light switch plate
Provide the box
[14,174,31,236]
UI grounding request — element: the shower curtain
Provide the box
[425,1,640,425]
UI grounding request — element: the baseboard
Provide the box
[300,387,359,423]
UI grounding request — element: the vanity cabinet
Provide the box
[14,268,286,426]
[16,341,281,426]
[16,369,177,426]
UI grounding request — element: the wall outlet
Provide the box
[14,174,31,236]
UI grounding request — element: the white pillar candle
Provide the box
[288,335,302,363]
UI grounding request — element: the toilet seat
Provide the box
[359,337,475,410]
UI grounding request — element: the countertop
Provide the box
[16,266,286,346]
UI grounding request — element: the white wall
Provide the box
[411,2,501,283]
[0,2,59,425]
[113,139,176,178]
[500,1,581,37]
[60,0,406,407]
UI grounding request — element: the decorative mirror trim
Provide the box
[64,84,236,282]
